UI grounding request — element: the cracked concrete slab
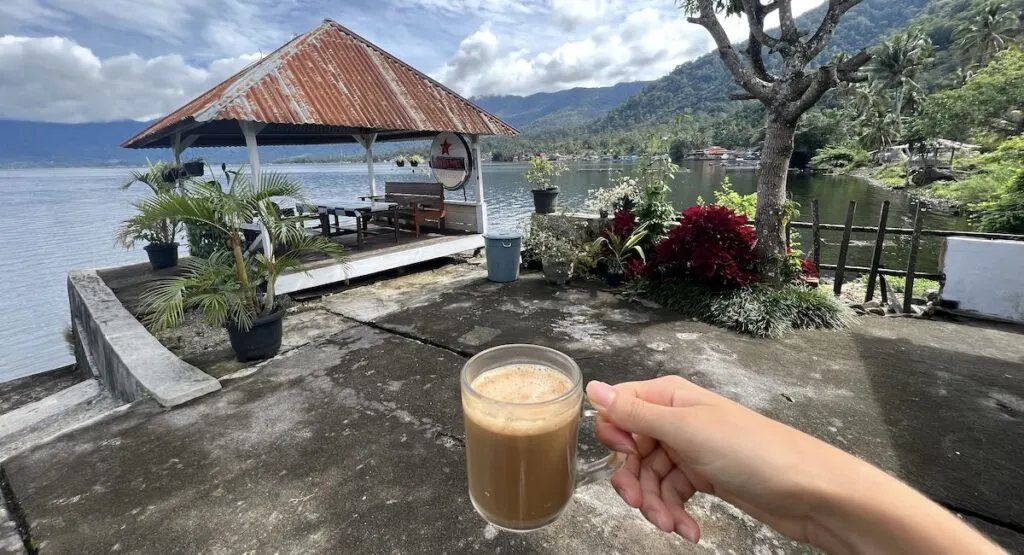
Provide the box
[2,321,812,553]
[4,266,1023,553]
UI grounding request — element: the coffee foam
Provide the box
[464,364,579,435]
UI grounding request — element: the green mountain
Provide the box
[597,0,933,130]
[473,82,649,131]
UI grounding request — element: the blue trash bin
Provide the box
[483,231,522,283]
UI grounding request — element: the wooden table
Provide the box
[313,201,399,248]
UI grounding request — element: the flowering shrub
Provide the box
[586,177,642,214]
[650,205,759,288]
[801,259,819,278]
[625,258,648,280]
[602,210,637,240]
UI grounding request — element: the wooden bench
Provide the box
[369,182,447,238]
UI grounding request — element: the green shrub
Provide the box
[628,279,853,338]
[810,145,870,172]
[884,276,941,297]
[873,165,905,187]
[185,222,230,259]
[698,178,757,218]
[975,171,1024,233]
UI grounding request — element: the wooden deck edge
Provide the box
[276,234,485,294]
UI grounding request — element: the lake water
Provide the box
[0,161,968,382]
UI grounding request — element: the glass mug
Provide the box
[460,344,624,532]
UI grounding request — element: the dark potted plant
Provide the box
[395,157,406,168]
[525,155,563,214]
[409,154,423,167]
[137,165,347,362]
[591,222,648,287]
[119,162,185,270]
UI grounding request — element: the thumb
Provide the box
[587,381,678,440]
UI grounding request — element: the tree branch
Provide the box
[803,0,864,65]
[778,1,798,42]
[729,92,760,100]
[739,0,783,52]
[784,48,870,121]
[837,49,872,82]
[738,0,778,81]
[688,1,773,101]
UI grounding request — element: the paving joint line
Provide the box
[0,464,35,554]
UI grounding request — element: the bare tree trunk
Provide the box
[756,113,796,286]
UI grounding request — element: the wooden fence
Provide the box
[788,200,1024,314]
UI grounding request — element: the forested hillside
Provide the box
[474,82,649,131]
[597,0,932,130]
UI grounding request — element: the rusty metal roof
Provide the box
[122,19,517,149]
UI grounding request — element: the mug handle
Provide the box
[576,408,626,488]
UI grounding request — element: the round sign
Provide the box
[429,133,473,191]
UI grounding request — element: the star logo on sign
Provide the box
[440,139,452,155]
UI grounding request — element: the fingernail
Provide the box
[676,523,698,544]
[587,381,615,409]
[612,439,638,456]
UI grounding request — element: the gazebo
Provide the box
[122,19,517,292]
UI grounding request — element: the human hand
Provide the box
[587,375,846,546]
[586,376,1004,555]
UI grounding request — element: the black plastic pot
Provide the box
[227,309,285,362]
[144,242,179,270]
[605,273,625,287]
[531,188,559,214]
[182,161,204,177]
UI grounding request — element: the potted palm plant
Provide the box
[525,155,563,214]
[137,164,347,362]
[591,223,648,287]
[395,157,406,168]
[119,161,184,270]
[409,154,423,167]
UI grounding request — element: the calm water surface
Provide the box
[0,161,968,382]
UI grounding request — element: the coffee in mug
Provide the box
[461,345,622,532]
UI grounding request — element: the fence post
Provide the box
[833,201,857,296]
[903,203,925,313]
[812,199,821,268]
[865,201,890,303]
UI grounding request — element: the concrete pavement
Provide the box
[2,266,1022,553]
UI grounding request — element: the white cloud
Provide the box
[0,35,259,122]
[0,0,295,57]
[440,0,828,97]
[441,7,710,97]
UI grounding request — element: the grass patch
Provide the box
[884,276,941,297]
[629,279,853,338]
[871,165,905,188]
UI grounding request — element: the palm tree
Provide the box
[117,161,184,250]
[869,31,933,130]
[136,165,347,332]
[858,109,901,157]
[957,2,1016,66]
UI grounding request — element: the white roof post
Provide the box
[471,134,486,234]
[240,121,272,261]
[354,133,379,198]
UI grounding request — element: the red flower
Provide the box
[800,259,819,278]
[602,210,637,241]
[625,258,648,279]
[650,205,759,288]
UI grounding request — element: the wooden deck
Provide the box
[276,230,484,294]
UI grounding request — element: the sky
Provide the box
[0,0,824,123]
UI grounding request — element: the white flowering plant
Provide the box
[522,213,591,264]
[586,176,643,215]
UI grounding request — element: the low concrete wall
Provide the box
[441,200,479,233]
[68,270,221,406]
[942,237,1024,323]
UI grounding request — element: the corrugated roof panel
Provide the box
[122,19,517,148]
